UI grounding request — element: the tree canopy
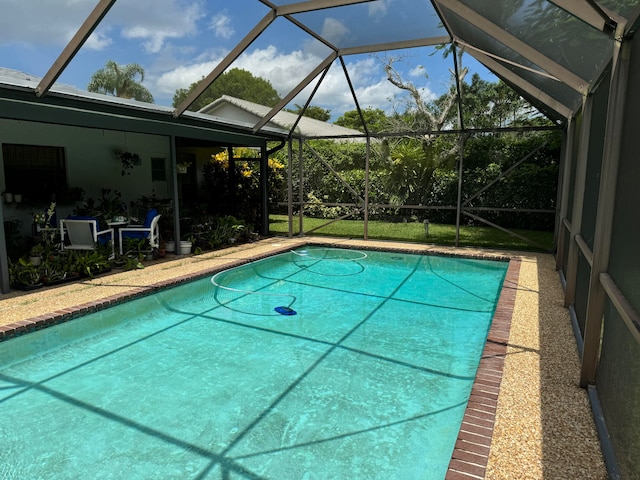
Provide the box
[286,104,331,122]
[87,61,154,103]
[172,68,281,111]
[335,107,389,133]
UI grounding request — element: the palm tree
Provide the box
[87,60,154,103]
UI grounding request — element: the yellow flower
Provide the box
[235,147,258,159]
[268,158,284,170]
[211,151,229,169]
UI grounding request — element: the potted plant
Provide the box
[121,237,153,261]
[29,244,45,266]
[157,240,167,258]
[176,160,192,174]
[70,250,112,278]
[116,151,141,176]
[40,255,75,285]
[180,234,194,255]
[9,258,42,290]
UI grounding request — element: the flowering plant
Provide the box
[33,212,47,225]
[211,149,254,178]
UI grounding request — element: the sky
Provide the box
[0,0,497,121]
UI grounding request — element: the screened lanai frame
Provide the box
[2,1,640,478]
[278,125,561,252]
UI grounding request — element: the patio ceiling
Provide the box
[10,0,640,134]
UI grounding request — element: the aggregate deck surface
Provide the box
[0,237,608,479]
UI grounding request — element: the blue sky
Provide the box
[0,0,496,121]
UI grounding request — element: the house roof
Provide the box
[199,95,365,141]
[0,68,284,145]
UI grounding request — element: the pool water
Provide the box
[0,247,508,479]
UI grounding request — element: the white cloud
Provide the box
[314,59,402,116]
[237,49,405,116]
[368,0,389,17]
[155,59,221,96]
[153,45,416,117]
[234,46,320,96]
[0,1,92,47]
[117,1,205,53]
[409,65,426,78]
[321,18,350,46]
[210,11,234,40]
[85,31,113,51]
[0,0,205,53]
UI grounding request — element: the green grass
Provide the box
[269,214,554,252]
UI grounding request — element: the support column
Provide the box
[556,118,576,271]
[581,35,630,387]
[169,136,182,254]
[287,138,293,238]
[260,144,269,235]
[0,195,9,293]
[563,95,593,308]
[298,139,304,236]
[228,147,237,217]
[455,136,464,247]
[453,45,466,248]
[364,137,370,240]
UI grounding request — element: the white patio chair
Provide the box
[60,218,114,258]
[118,210,161,255]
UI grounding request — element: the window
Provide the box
[2,143,67,202]
[151,157,167,181]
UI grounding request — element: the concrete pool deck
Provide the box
[0,237,608,479]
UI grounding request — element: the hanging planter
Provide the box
[176,160,192,174]
[116,151,141,176]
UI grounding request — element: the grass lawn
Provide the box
[269,214,554,252]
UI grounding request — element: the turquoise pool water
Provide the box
[0,247,508,479]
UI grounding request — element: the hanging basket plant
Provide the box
[116,151,141,176]
[177,160,192,174]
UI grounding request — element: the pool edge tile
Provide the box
[446,257,521,480]
[0,242,305,342]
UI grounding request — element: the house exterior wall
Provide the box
[0,118,171,235]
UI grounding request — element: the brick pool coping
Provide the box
[446,257,520,479]
[0,241,521,479]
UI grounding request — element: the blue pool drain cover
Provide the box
[275,306,297,315]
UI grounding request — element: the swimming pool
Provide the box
[0,247,508,479]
